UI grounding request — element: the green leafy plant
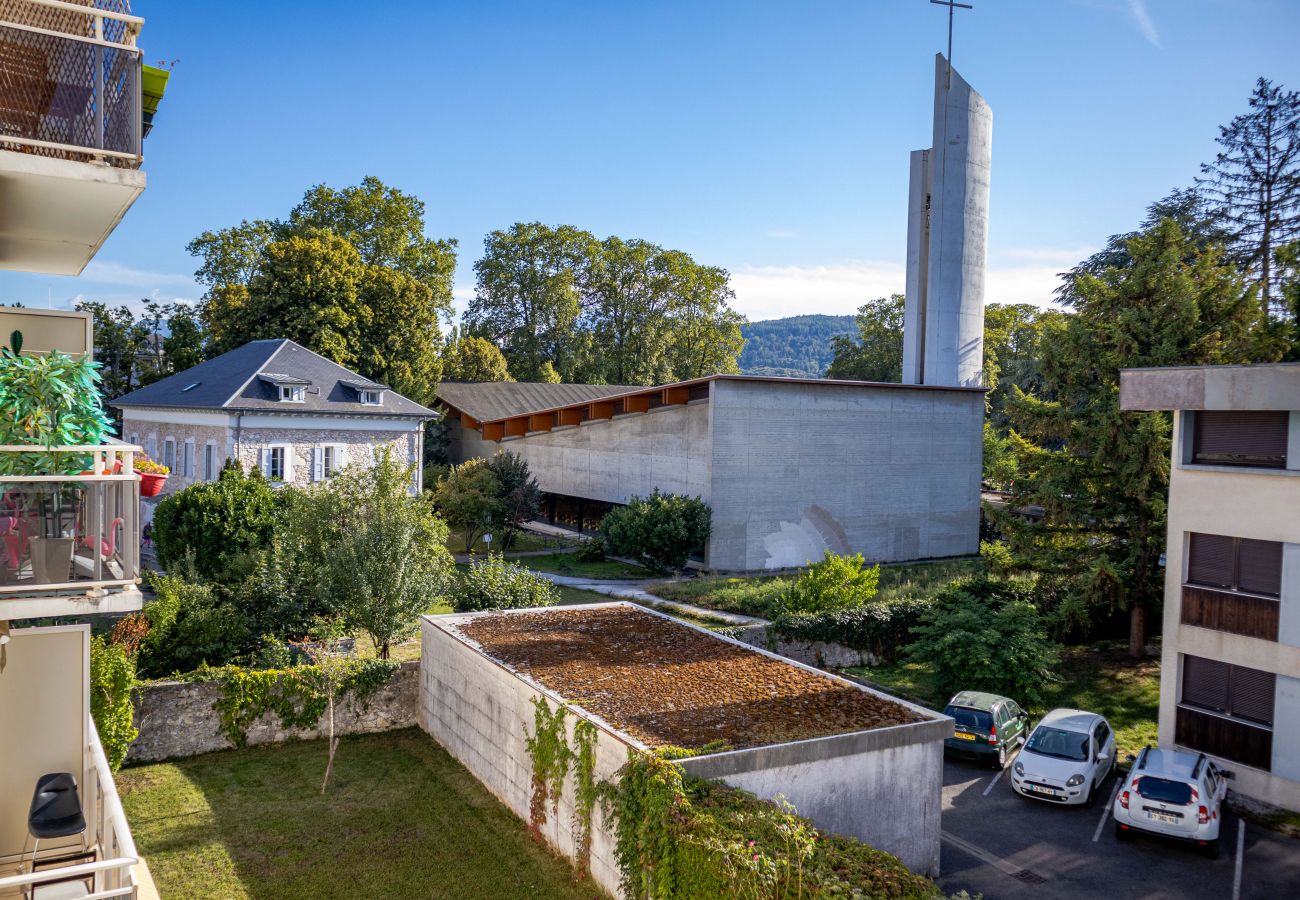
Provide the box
[771,595,932,664]
[0,348,112,475]
[600,489,711,574]
[781,550,881,615]
[483,451,541,550]
[906,576,1059,705]
[432,458,501,551]
[453,553,559,612]
[572,719,599,876]
[90,636,138,771]
[574,535,608,562]
[524,697,572,837]
[151,463,282,581]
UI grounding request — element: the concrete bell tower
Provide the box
[901,53,992,388]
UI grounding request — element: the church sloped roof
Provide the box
[434,382,636,422]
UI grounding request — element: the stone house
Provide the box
[111,339,435,500]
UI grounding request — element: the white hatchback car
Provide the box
[1010,708,1116,807]
[1113,747,1230,858]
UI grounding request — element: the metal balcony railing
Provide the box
[0,443,141,600]
[0,0,143,166]
[0,719,140,899]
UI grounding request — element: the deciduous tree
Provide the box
[444,333,512,382]
[825,295,904,382]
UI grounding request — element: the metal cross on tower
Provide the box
[929,0,973,86]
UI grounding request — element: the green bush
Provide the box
[152,463,283,581]
[782,550,881,614]
[90,636,138,771]
[136,569,250,677]
[906,576,1059,705]
[600,489,711,574]
[454,554,560,612]
[483,451,541,549]
[574,535,607,562]
[771,595,932,663]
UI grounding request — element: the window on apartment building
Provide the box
[323,445,343,478]
[162,438,175,473]
[1186,533,1283,597]
[358,390,382,405]
[278,385,306,402]
[204,443,217,481]
[182,440,194,478]
[266,446,287,482]
[1191,410,1289,469]
[1181,656,1276,727]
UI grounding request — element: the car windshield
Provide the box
[1025,726,1090,761]
[944,706,993,731]
[1137,777,1193,805]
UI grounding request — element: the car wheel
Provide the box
[1084,783,1096,808]
[994,745,1007,770]
[1200,838,1220,860]
[1115,822,1134,842]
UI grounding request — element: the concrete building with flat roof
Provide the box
[437,374,985,572]
[1121,362,1300,812]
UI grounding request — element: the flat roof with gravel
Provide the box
[454,604,921,750]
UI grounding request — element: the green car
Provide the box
[943,691,1030,769]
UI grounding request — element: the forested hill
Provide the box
[738,314,854,378]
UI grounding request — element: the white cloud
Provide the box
[81,260,199,291]
[1127,0,1161,47]
[729,250,1088,322]
[765,229,797,239]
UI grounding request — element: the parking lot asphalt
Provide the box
[936,751,1300,900]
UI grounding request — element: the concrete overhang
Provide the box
[1120,363,1300,412]
[0,148,146,276]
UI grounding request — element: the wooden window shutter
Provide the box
[1187,533,1234,589]
[1238,539,1284,597]
[1181,655,1230,713]
[1193,411,1289,467]
[1229,666,1276,726]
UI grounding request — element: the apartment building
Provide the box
[1121,362,1300,812]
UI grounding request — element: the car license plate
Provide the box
[1027,785,1060,797]
[1149,811,1179,825]
[954,732,977,741]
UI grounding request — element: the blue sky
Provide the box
[3,0,1298,322]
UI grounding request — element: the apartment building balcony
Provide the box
[0,626,152,899]
[1,443,142,621]
[0,0,147,275]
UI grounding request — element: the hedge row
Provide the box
[769,596,933,663]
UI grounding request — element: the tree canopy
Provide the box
[824,295,904,382]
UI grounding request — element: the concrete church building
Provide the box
[440,54,991,573]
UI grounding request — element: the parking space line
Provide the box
[942,829,1041,881]
[982,768,1005,796]
[1232,818,1245,900]
[1091,778,1122,842]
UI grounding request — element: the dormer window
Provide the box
[279,385,306,402]
[358,390,382,405]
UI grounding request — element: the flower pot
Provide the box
[138,471,168,497]
[29,536,74,584]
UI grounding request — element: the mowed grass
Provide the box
[446,529,571,554]
[848,645,1161,758]
[118,729,601,900]
[518,553,654,580]
[650,557,986,618]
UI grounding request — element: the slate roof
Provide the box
[111,339,435,418]
[435,382,635,422]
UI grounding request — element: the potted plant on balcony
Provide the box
[0,333,113,584]
[134,456,169,497]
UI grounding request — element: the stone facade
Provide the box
[127,661,418,763]
[122,420,228,492]
[232,427,418,489]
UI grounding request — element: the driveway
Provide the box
[937,752,1300,899]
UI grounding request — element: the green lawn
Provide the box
[446,529,572,554]
[118,729,600,900]
[846,644,1161,758]
[650,557,986,618]
[517,553,654,580]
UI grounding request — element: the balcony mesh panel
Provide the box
[0,18,138,165]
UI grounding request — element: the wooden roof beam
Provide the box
[558,408,583,427]
[504,417,529,438]
[589,401,614,420]
[624,394,651,414]
[482,422,505,442]
[529,413,554,433]
[662,386,690,405]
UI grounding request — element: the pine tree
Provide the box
[1197,78,1300,317]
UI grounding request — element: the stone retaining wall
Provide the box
[728,623,883,669]
[126,661,418,764]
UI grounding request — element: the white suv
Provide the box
[1010,708,1116,807]
[1113,747,1230,858]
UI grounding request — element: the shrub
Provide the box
[152,463,283,581]
[574,535,607,562]
[135,569,250,677]
[771,595,933,663]
[782,550,881,614]
[484,451,541,549]
[906,576,1059,705]
[454,554,559,612]
[601,489,711,574]
[432,458,500,551]
[979,539,1016,577]
[90,636,137,770]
